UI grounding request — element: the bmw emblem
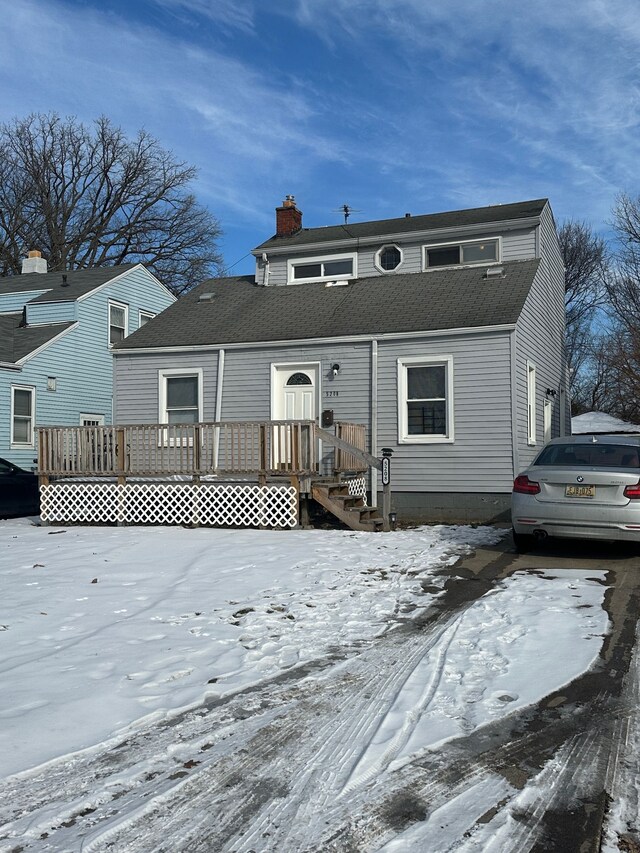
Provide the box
[577,476,584,483]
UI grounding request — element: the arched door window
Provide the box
[286,372,312,386]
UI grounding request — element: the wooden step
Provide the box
[311,483,386,532]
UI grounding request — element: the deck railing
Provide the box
[38,421,320,478]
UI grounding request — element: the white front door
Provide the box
[272,363,319,422]
[271,363,319,467]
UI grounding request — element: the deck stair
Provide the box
[311,481,385,532]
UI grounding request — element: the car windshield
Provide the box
[535,443,640,468]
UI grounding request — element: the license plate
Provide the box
[565,484,595,498]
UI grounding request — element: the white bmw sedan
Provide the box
[511,434,640,549]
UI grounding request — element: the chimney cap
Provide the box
[282,194,297,208]
[28,250,42,258]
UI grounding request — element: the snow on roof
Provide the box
[572,411,640,434]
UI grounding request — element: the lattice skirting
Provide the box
[346,476,368,505]
[40,483,298,528]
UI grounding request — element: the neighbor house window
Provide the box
[11,385,35,446]
[375,244,403,272]
[159,369,203,424]
[288,253,356,284]
[139,310,155,327]
[527,362,537,444]
[397,357,454,443]
[424,238,499,269]
[80,413,105,426]
[109,301,129,346]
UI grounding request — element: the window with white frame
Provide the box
[109,301,129,346]
[288,253,356,284]
[397,357,454,443]
[80,413,105,426]
[527,362,537,444]
[375,244,403,272]
[424,238,499,269]
[11,385,35,446]
[139,310,155,327]
[159,369,203,424]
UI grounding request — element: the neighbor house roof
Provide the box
[0,265,136,303]
[0,313,74,364]
[114,258,540,351]
[254,199,549,251]
[571,412,640,434]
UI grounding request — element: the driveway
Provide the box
[1,531,638,852]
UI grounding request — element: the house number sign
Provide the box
[325,390,339,397]
[381,456,390,486]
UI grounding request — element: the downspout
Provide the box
[510,329,520,478]
[371,339,378,505]
[214,349,225,467]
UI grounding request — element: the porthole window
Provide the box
[376,244,402,272]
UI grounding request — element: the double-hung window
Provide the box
[288,253,356,284]
[159,369,203,425]
[109,301,129,346]
[139,310,155,327]
[12,385,35,446]
[398,357,454,443]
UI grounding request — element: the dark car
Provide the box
[0,457,40,518]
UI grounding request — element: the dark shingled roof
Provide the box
[254,199,548,251]
[0,313,74,363]
[114,259,540,350]
[0,265,136,303]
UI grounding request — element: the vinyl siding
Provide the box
[376,331,515,493]
[514,203,566,471]
[0,291,48,313]
[26,302,77,324]
[0,267,174,467]
[258,227,537,286]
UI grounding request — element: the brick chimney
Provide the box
[275,195,302,237]
[21,250,48,274]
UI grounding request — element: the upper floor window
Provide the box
[109,300,128,346]
[288,253,356,284]
[12,385,35,446]
[424,238,499,269]
[375,245,403,272]
[139,310,155,327]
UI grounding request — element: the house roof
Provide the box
[0,265,136,303]
[571,412,640,434]
[254,199,549,251]
[114,258,541,351]
[0,313,74,364]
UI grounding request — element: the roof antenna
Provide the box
[332,203,362,224]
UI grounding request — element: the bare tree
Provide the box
[557,219,608,383]
[0,113,223,294]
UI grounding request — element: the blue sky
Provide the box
[1,0,638,276]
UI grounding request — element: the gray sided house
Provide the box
[0,256,175,468]
[112,197,568,523]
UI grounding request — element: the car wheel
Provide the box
[512,528,535,552]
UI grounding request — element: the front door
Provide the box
[271,363,320,467]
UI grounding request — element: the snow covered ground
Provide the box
[0,519,614,851]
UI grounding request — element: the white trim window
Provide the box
[139,310,155,327]
[527,361,537,445]
[398,356,454,443]
[159,369,203,424]
[80,413,105,426]
[375,244,403,273]
[11,385,35,446]
[287,253,356,284]
[424,238,500,269]
[109,300,129,346]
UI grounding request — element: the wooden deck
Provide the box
[36,421,390,531]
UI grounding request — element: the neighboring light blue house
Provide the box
[0,254,175,468]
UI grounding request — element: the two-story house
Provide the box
[0,255,175,469]
[111,197,568,523]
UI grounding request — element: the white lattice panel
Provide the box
[41,483,120,523]
[40,483,297,528]
[346,477,368,505]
